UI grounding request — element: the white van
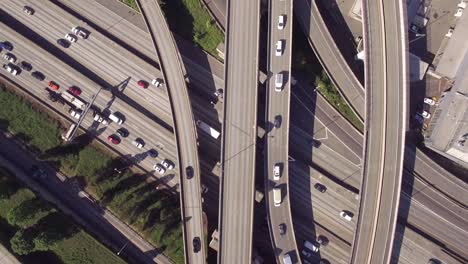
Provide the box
[278,15,285,30]
[282,253,292,264]
[275,73,283,92]
[108,113,123,125]
[273,187,282,207]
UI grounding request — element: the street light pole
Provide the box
[116,240,130,256]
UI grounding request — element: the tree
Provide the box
[10,229,35,255]
[7,198,54,228]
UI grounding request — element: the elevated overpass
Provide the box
[293,0,365,121]
[351,0,408,263]
[136,1,206,263]
[217,0,260,263]
[264,0,301,263]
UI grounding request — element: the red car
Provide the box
[68,86,81,96]
[107,134,121,145]
[48,81,59,91]
[137,80,149,89]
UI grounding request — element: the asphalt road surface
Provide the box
[264,0,301,263]
[351,0,408,263]
[0,133,172,264]
[217,0,260,263]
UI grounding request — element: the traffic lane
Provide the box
[60,0,225,97]
[293,0,365,120]
[0,135,171,264]
[2,1,174,126]
[219,0,260,261]
[0,26,181,188]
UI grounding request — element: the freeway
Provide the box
[264,0,301,263]
[217,0,260,263]
[293,0,364,121]
[135,1,206,263]
[0,133,171,264]
[352,0,408,263]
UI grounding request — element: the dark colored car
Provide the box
[309,139,321,148]
[31,71,45,81]
[0,41,13,51]
[274,115,282,128]
[57,38,70,48]
[278,223,286,236]
[186,166,194,179]
[317,235,328,246]
[68,86,81,96]
[192,237,201,253]
[20,61,32,71]
[30,165,46,179]
[137,80,149,89]
[116,128,129,138]
[148,149,158,158]
[107,134,121,145]
[23,6,35,15]
[314,183,327,193]
[319,259,330,264]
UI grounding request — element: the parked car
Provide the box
[4,63,19,76]
[107,134,121,145]
[31,71,45,81]
[314,183,327,193]
[423,97,436,106]
[192,237,201,253]
[20,61,32,71]
[153,164,166,175]
[137,80,149,89]
[68,86,81,96]
[152,78,162,87]
[132,138,145,149]
[72,26,89,39]
[0,41,13,52]
[48,81,59,91]
[279,223,286,235]
[23,6,35,15]
[339,210,353,221]
[161,159,174,170]
[278,15,285,30]
[57,39,70,48]
[186,166,194,179]
[148,149,158,158]
[65,33,77,43]
[116,128,129,138]
[3,53,16,63]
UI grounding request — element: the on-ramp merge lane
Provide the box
[218,0,260,263]
[351,0,408,263]
[265,0,301,263]
[135,0,206,263]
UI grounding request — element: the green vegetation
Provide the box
[0,167,125,264]
[119,0,224,58]
[0,87,61,152]
[292,27,364,132]
[0,81,184,263]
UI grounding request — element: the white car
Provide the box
[71,26,89,39]
[423,97,436,106]
[132,138,145,149]
[278,15,285,30]
[275,40,283,57]
[446,27,455,38]
[153,164,166,175]
[273,164,281,181]
[421,111,431,119]
[275,73,283,92]
[65,33,77,43]
[3,53,16,63]
[69,109,82,119]
[152,78,162,87]
[162,159,174,170]
[4,64,19,76]
[339,211,353,221]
